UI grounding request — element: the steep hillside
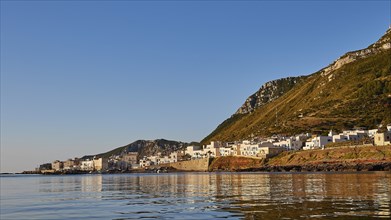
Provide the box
[96,139,189,160]
[235,76,307,114]
[203,28,391,143]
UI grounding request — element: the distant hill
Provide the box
[93,139,195,160]
[202,27,391,143]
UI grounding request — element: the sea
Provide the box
[1,172,390,219]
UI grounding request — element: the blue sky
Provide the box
[1,0,390,172]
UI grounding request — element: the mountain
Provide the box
[94,139,191,160]
[235,76,308,115]
[202,28,391,143]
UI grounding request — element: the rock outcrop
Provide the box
[235,76,306,115]
[321,27,391,76]
[203,27,391,143]
[96,139,188,160]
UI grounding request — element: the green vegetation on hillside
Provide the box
[202,30,391,144]
[235,76,307,114]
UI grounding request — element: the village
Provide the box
[36,125,391,174]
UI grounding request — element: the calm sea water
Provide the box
[1,172,390,219]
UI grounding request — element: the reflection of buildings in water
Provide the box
[304,174,327,201]
[376,191,391,218]
[290,173,377,201]
[289,172,391,218]
[374,174,391,218]
[206,173,391,219]
[323,173,389,203]
[70,172,390,219]
[39,176,81,193]
[126,173,271,204]
[125,172,390,219]
[290,173,374,201]
[134,174,204,200]
[211,174,272,202]
[183,173,210,196]
[181,173,211,204]
[81,175,102,193]
[323,173,391,218]
[237,174,271,200]
[133,173,213,205]
[137,174,181,195]
[324,173,375,198]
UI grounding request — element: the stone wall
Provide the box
[167,158,210,171]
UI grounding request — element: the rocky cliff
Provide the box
[202,27,391,143]
[235,76,307,115]
[96,139,188,160]
[322,27,391,76]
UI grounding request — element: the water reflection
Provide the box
[3,172,390,219]
[89,172,391,219]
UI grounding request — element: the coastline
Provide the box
[19,161,391,175]
[234,161,391,172]
[209,145,391,172]
[19,145,391,175]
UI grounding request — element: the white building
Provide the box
[341,130,367,140]
[259,142,274,148]
[80,160,94,171]
[374,131,391,146]
[368,129,378,138]
[203,141,222,157]
[93,157,108,171]
[185,145,204,159]
[272,138,302,150]
[239,143,260,157]
[159,156,171,164]
[168,152,178,163]
[303,141,314,150]
[332,134,348,143]
[273,140,289,149]
[219,147,233,156]
[258,146,285,158]
[139,159,152,168]
[138,152,181,168]
[304,136,332,150]
[234,140,282,158]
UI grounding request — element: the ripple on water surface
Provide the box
[1,172,390,219]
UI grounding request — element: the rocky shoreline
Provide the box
[22,161,391,175]
[238,161,391,172]
[22,145,391,174]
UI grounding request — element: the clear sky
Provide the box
[1,0,390,173]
